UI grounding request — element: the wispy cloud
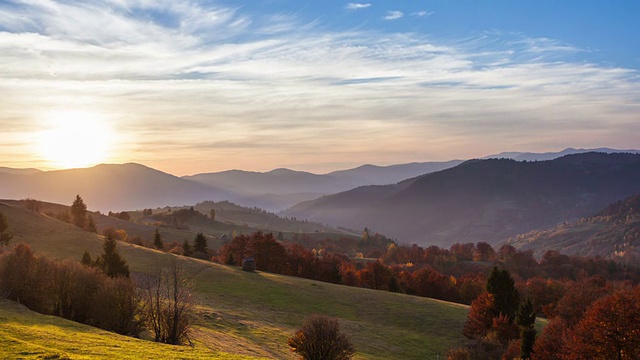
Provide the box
[412,11,434,17]
[384,11,404,20]
[346,3,371,10]
[0,1,638,173]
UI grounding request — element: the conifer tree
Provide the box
[486,267,520,322]
[97,233,130,277]
[194,232,208,254]
[71,194,88,229]
[516,297,537,360]
[153,229,164,250]
[182,239,193,257]
[0,211,12,247]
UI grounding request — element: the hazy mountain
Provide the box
[284,153,640,247]
[484,147,640,162]
[0,167,42,175]
[0,163,231,212]
[507,194,640,259]
[184,160,463,210]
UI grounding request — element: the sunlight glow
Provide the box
[36,111,114,169]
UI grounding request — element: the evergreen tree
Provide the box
[71,194,88,229]
[97,233,130,277]
[194,232,208,254]
[486,267,520,322]
[182,239,193,257]
[81,250,93,267]
[0,211,12,247]
[516,297,537,360]
[86,215,97,233]
[153,229,164,250]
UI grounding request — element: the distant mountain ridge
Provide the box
[284,152,640,247]
[0,163,231,212]
[183,160,463,210]
[484,147,640,162]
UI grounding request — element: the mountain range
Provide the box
[284,152,640,247]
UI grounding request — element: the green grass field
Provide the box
[0,201,470,359]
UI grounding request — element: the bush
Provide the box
[288,314,355,360]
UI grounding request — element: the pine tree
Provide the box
[81,250,93,267]
[97,233,130,277]
[486,267,520,322]
[516,297,537,359]
[71,194,88,229]
[153,229,164,250]
[0,211,13,247]
[86,215,97,233]
[194,232,208,254]
[182,239,193,257]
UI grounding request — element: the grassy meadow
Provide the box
[0,201,470,359]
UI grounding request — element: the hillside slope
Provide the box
[285,153,640,247]
[508,194,640,259]
[0,202,469,359]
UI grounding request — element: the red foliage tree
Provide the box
[463,293,495,339]
[531,317,568,360]
[563,288,640,360]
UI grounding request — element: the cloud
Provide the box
[412,11,434,17]
[346,3,371,10]
[0,1,638,173]
[383,11,404,20]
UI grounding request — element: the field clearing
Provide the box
[0,201,470,359]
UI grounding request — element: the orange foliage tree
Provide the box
[563,288,640,360]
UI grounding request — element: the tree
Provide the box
[193,232,208,255]
[153,229,164,250]
[516,297,537,359]
[209,209,216,221]
[71,195,88,229]
[464,293,496,339]
[140,261,194,345]
[0,211,12,247]
[81,251,93,267]
[85,215,97,233]
[288,314,355,360]
[182,239,193,257]
[486,267,520,322]
[563,289,640,360]
[97,234,130,278]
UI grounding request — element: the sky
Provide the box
[1,0,639,175]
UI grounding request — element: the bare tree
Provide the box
[140,260,195,345]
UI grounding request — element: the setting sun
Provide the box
[36,111,114,169]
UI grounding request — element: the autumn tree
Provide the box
[288,314,355,360]
[463,293,496,339]
[153,229,164,250]
[96,234,130,278]
[531,317,567,360]
[0,211,12,247]
[563,288,640,360]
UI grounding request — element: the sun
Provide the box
[37,111,114,169]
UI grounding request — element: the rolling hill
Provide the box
[284,153,640,247]
[0,201,469,359]
[507,194,640,259]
